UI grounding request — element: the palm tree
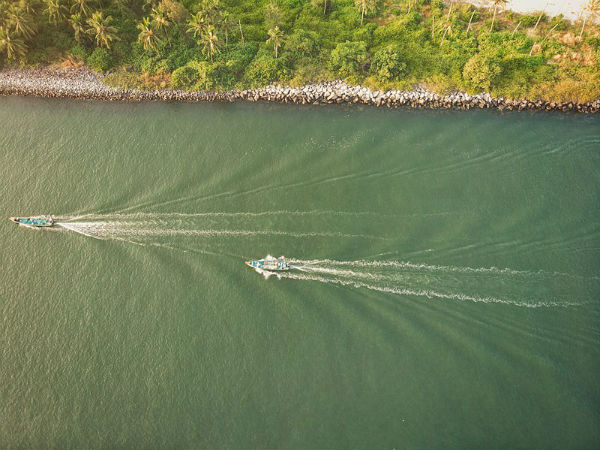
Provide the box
[186,11,205,40]
[137,17,162,53]
[466,9,476,33]
[70,0,91,17]
[19,0,38,15]
[267,25,284,58]
[44,0,67,25]
[8,6,35,40]
[489,0,508,32]
[355,0,376,26]
[150,6,170,34]
[69,13,86,42]
[200,24,219,62]
[0,27,27,60]
[219,11,234,47]
[580,0,600,38]
[86,10,119,49]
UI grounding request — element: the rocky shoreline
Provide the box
[1,67,599,113]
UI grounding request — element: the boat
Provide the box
[9,216,54,228]
[245,255,289,272]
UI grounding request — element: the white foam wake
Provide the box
[275,272,581,308]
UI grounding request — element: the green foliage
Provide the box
[370,45,406,81]
[285,29,320,59]
[462,52,501,92]
[70,43,88,62]
[87,47,113,72]
[171,60,204,89]
[244,51,290,87]
[0,0,597,101]
[329,40,367,79]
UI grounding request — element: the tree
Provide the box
[186,12,205,39]
[86,11,120,49]
[264,1,283,30]
[329,40,368,79]
[267,26,284,58]
[19,0,38,15]
[70,0,91,17]
[580,0,600,38]
[69,13,86,42]
[8,6,35,40]
[43,0,67,25]
[199,0,221,25]
[370,45,406,81]
[0,27,27,61]
[355,0,376,26]
[462,53,501,92]
[200,24,219,62]
[311,0,328,16]
[150,6,170,34]
[219,11,234,47]
[137,16,162,53]
[489,0,508,32]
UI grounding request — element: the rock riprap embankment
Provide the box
[1,68,598,113]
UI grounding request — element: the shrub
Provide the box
[70,44,89,62]
[462,53,501,92]
[329,41,368,79]
[171,61,205,89]
[87,47,113,73]
[285,29,320,59]
[244,52,291,87]
[370,45,407,81]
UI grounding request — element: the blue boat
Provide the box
[245,255,289,271]
[9,216,54,228]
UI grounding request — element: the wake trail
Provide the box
[276,272,581,308]
[287,258,593,281]
[55,222,385,240]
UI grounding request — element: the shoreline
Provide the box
[1,68,599,113]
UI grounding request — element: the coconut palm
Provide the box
[86,10,119,49]
[580,0,600,38]
[200,0,221,25]
[0,27,27,60]
[19,0,39,15]
[219,10,234,47]
[69,13,85,42]
[8,6,35,39]
[355,0,376,26]
[466,10,476,33]
[44,0,67,25]
[150,6,169,33]
[137,16,162,53]
[70,0,91,17]
[186,11,205,39]
[267,25,284,58]
[489,0,508,32]
[200,24,219,62]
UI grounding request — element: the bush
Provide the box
[370,45,407,81]
[70,44,89,62]
[244,52,291,87]
[329,41,368,79]
[171,61,206,89]
[285,29,320,59]
[462,53,501,92]
[87,47,113,73]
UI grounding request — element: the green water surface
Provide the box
[1,97,599,449]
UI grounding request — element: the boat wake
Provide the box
[265,258,596,308]
[54,213,597,309]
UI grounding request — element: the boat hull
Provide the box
[245,256,289,271]
[9,216,54,227]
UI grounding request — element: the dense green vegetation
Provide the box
[1,0,599,101]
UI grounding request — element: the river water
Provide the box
[1,97,599,449]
